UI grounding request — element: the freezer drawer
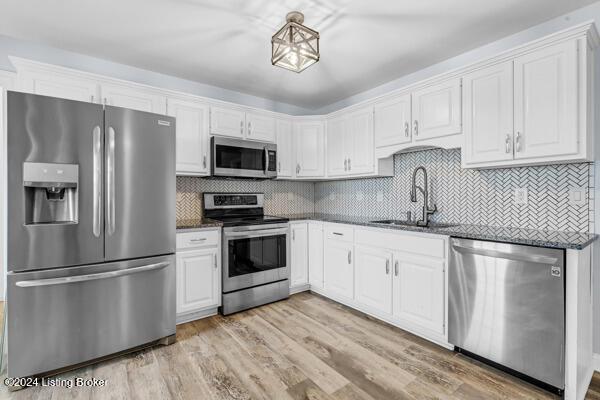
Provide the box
[448,238,565,389]
[6,254,175,378]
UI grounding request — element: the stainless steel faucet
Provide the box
[410,166,437,227]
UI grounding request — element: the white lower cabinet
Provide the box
[392,252,445,335]
[176,229,221,323]
[323,237,354,300]
[308,222,324,289]
[290,223,309,289]
[354,245,393,314]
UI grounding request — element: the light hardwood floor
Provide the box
[1,293,599,399]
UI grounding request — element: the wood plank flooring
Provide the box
[0,292,599,399]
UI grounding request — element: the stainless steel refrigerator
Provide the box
[5,91,176,378]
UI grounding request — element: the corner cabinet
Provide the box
[167,97,210,176]
[294,119,325,178]
[463,37,592,168]
[175,228,221,324]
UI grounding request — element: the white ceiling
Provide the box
[0,0,597,110]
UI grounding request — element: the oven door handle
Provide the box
[225,228,289,238]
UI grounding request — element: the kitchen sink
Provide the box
[369,219,459,229]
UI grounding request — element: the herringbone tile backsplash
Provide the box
[177,148,593,233]
[176,177,315,219]
[315,148,593,233]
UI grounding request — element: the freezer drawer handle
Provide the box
[15,262,170,288]
[452,244,559,265]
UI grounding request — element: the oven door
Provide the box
[212,136,277,179]
[223,223,289,293]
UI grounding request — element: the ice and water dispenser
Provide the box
[23,162,79,225]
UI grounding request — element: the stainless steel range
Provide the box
[203,193,290,315]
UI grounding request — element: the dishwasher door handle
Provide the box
[451,244,559,265]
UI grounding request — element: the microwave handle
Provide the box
[264,147,269,173]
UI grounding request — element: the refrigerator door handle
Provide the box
[92,125,102,237]
[106,126,116,235]
[15,262,170,288]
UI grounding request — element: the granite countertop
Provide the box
[278,213,597,250]
[176,218,223,231]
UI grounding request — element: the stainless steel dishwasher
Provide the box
[449,238,565,393]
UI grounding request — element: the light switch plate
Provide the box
[329,193,336,201]
[287,193,294,201]
[568,187,586,206]
[377,191,384,202]
[514,188,528,205]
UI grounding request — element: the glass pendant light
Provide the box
[271,11,320,73]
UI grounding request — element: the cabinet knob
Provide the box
[248,121,252,135]
[516,132,522,152]
[344,159,348,171]
[404,122,409,137]
[203,155,207,169]
[505,134,511,154]
[386,259,390,275]
[413,120,418,136]
[394,261,399,276]
[348,158,351,171]
[347,251,352,264]
[240,120,244,135]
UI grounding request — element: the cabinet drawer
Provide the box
[176,230,219,250]
[324,224,354,242]
[355,229,446,258]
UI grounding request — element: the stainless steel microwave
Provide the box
[211,136,277,179]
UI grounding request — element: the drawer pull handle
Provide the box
[189,238,207,242]
[333,232,343,236]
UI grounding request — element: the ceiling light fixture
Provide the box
[271,11,320,73]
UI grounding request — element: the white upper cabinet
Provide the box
[246,112,276,142]
[276,119,293,178]
[513,40,578,160]
[168,97,210,175]
[210,106,245,138]
[19,69,99,103]
[326,117,348,177]
[347,108,374,174]
[294,120,325,178]
[374,94,412,148]
[290,223,309,288]
[327,107,375,177]
[100,83,167,114]
[411,78,462,141]
[463,61,514,165]
[354,245,393,315]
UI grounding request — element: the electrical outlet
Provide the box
[329,193,336,201]
[356,191,364,201]
[287,193,294,201]
[377,191,384,202]
[568,187,586,206]
[514,188,528,205]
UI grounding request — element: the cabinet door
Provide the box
[355,245,393,314]
[276,119,293,178]
[308,223,324,288]
[167,98,210,175]
[326,117,348,177]
[21,70,98,103]
[176,248,220,315]
[348,108,374,174]
[294,121,325,178]
[210,106,245,138]
[100,83,167,114]
[393,252,444,334]
[290,223,308,288]
[247,112,276,142]
[324,239,354,299]
[463,61,514,165]
[514,40,578,160]
[411,78,461,141]
[374,94,411,148]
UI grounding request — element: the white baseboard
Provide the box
[594,353,600,372]
[290,284,310,295]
